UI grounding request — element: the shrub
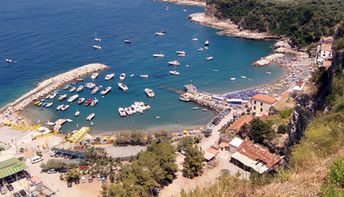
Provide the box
[277,124,288,134]
[329,157,344,188]
[280,108,293,119]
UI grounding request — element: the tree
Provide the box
[177,136,194,152]
[66,168,80,181]
[329,157,344,188]
[40,159,66,172]
[249,118,274,144]
[277,124,288,134]
[182,146,204,179]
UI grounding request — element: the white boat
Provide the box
[91,86,100,94]
[204,40,209,46]
[118,82,128,91]
[66,119,73,123]
[61,105,69,111]
[69,86,76,92]
[77,97,85,105]
[58,94,67,101]
[144,88,155,98]
[155,32,166,36]
[63,85,70,90]
[192,38,198,41]
[104,73,115,80]
[178,53,186,57]
[140,74,149,78]
[197,47,204,51]
[266,71,272,75]
[90,122,94,126]
[179,95,190,102]
[75,111,80,117]
[94,37,101,42]
[91,73,99,80]
[176,50,186,55]
[5,59,15,64]
[124,39,131,43]
[168,60,180,66]
[50,93,57,99]
[45,102,53,108]
[118,108,126,117]
[93,45,101,49]
[192,106,199,110]
[169,70,180,75]
[76,85,84,92]
[119,73,126,81]
[205,56,213,61]
[86,113,95,121]
[90,98,98,107]
[230,77,236,81]
[100,86,112,95]
[153,53,165,58]
[67,94,79,103]
[56,104,64,110]
[46,121,55,126]
[85,82,96,89]
[124,107,132,115]
[130,74,135,77]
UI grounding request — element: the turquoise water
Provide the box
[0,0,283,133]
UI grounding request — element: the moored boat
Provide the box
[69,86,76,93]
[85,82,96,89]
[168,60,180,66]
[104,73,115,80]
[93,45,101,49]
[119,73,126,81]
[77,97,85,105]
[230,77,236,81]
[100,86,112,95]
[91,73,99,80]
[240,76,247,79]
[153,53,165,58]
[86,113,95,121]
[58,94,67,101]
[91,86,100,94]
[144,88,155,98]
[67,94,79,103]
[45,102,53,108]
[118,82,128,91]
[204,40,209,46]
[169,70,180,75]
[90,98,98,107]
[124,39,131,43]
[85,98,93,106]
[205,56,213,61]
[75,111,80,117]
[140,74,149,78]
[118,108,126,117]
[61,105,70,111]
[179,94,190,102]
[155,32,166,36]
[76,85,84,92]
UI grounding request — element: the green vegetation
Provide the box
[208,0,344,47]
[182,145,204,179]
[66,168,81,182]
[280,108,293,119]
[101,142,177,197]
[40,159,66,172]
[329,157,344,187]
[249,118,274,144]
[277,124,288,134]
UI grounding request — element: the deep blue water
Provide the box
[0,0,283,133]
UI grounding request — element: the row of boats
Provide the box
[118,102,151,117]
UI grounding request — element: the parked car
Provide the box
[13,192,20,197]
[47,169,56,174]
[88,176,93,183]
[67,181,72,188]
[80,176,86,183]
[0,187,7,195]
[58,167,68,173]
[19,189,27,196]
[6,184,14,191]
[30,156,44,164]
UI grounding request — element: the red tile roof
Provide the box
[252,94,277,105]
[228,115,253,132]
[236,139,281,168]
[218,142,229,148]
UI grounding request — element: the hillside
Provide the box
[206,0,344,47]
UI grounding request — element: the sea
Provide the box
[0,0,283,133]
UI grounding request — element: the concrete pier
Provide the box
[0,63,108,116]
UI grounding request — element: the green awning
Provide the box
[0,158,27,179]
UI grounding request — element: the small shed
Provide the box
[229,137,243,153]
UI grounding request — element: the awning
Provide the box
[0,158,27,179]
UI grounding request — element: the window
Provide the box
[260,102,263,106]
[260,108,263,112]
[254,106,256,110]
[254,101,256,104]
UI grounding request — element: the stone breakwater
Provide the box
[189,13,280,40]
[0,63,108,116]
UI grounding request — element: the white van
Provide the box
[30,156,43,164]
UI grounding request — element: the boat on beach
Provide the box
[104,73,115,80]
[91,86,100,94]
[86,113,95,121]
[153,53,165,58]
[93,45,101,49]
[118,108,126,117]
[58,94,67,101]
[76,85,84,92]
[91,73,99,80]
[119,73,126,81]
[77,97,85,105]
[118,82,128,91]
[144,88,155,98]
[169,70,180,75]
[75,111,80,117]
[67,94,79,103]
[140,74,149,79]
[100,86,112,95]
[85,98,93,106]
[168,60,180,66]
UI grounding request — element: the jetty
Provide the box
[182,84,229,112]
[0,63,108,116]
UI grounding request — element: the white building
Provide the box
[229,137,243,153]
[320,44,332,60]
[251,94,277,116]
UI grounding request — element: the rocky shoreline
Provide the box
[189,13,280,40]
[159,0,205,7]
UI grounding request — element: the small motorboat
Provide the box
[85,82,96,89]
[192,37,198,41]
[91,73,99,80]
[69,86,76,92]
[75,111,80,117]
[119,73,126,81]
[168,60,180,66]
[130,74,135,77]
[204,40,209,46]
[77,97,85,105]
[230,77,236,81]
[169,70,180,75]
[155,32,166,36]
[104,73,115,80]
[90,98,98,107]
[91,86,100,94]
[61,105,70,111]
[58,94,67,101]
[124,39,131,43]
[86,113,95,121]
[144,88,155,98]
[93,45,101,49]
[45,102,53,108]
[85,98,93,106]
[140,74,149,79]
[197,47,204,51]
[205,56,213,61]
[240,76,247,79]
[5,59,16,64]
[153,53,165,58]
[266,71,272,75]
[46,121,55,126]
[118,82,128,91]
[192,107,199,110]
[176,51,186,55]
[67,94,79,103]
[76,85,84,92]
[118,107,126,117]
[100,86,112,95]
